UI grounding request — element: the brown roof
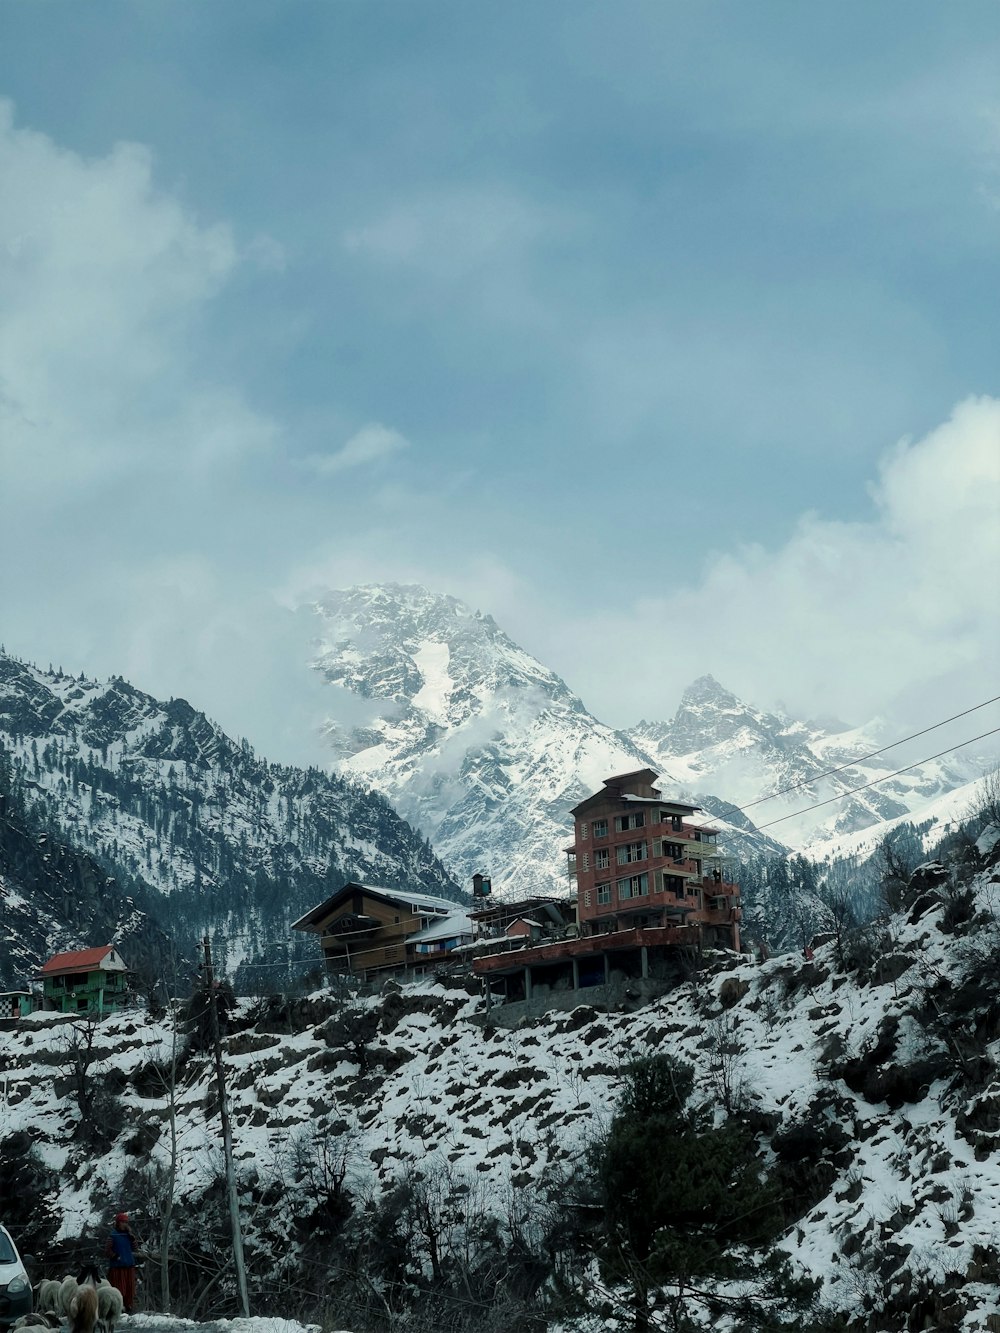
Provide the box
[40,945,118,976]
[602,768,660,787]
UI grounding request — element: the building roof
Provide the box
[468,895,574,923]
[620,794,701,812]
[291,882,462,933]
[40,945,124,977]
[571,768,706,818]
[570,769,660,816]
[408,912,474,945]
[603,768,660,787]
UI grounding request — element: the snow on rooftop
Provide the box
[408,912,474,944]
[369,885,459,914]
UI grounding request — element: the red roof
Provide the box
[40,945,118,977]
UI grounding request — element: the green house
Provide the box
[39,945,131,1016]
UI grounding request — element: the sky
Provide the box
[1,1,998,766]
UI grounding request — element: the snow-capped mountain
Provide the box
[309,586,781,898]
[631,674,987,853]
[310,587,989,899]
[5,818,1000,1331]
[0,650,461,987]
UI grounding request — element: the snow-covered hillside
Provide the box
[310,586,781,897]
[0,650,461,986]
[0,781,163,989]
[4,822,1000,1330]
[633,674,988,851]
[802,775,989,869]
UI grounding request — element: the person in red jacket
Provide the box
[105,1212,138,1314]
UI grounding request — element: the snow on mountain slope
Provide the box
[0,780,164,989]
[631,674,988,852]
[309,586,777,898]
[801,772,989,867]
[0,649,461,983]
[309,586,985,897]
[5,830,1000,1330]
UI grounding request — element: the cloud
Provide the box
[0,98,277,501]
[343,186,556,279]
[281,397,999,744]
[341,185,571,334]
[304,423,410,477]
[552,396,1000,729]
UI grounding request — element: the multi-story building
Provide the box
[569,769,740,950]
[473,770,741,1011]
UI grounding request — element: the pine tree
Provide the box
[589,1055,821,1331]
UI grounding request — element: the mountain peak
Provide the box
[310,583,678,895]
[678,674,740,710]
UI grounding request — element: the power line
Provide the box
[736,694,1000,813]
[752,727,1000,832]
[229,957,325,971]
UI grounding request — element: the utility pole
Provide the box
[202,935,250,1316]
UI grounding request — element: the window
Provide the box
[656,873,685,896]
[615,812,646,832]
[596,883,612,905]
[580,821,589,840]
[616,840,647,865]
[581,851,590,871]
[671,815,683,832]
[663,842,684,862]
[583,889,592,907]
[617,873,649,899]
[594,847,610,870]
[591,819,608,839]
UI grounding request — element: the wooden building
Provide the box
[468,894,576,941]
[292,883,473,979]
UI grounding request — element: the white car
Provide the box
[0,1226,32,1330]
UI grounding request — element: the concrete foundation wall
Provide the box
[473,973,675,1029]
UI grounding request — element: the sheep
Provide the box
[68,1272,99,1333]
[59,1275,78,1316]
[96,1283,123,1326]
[33,1280,63,1316]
